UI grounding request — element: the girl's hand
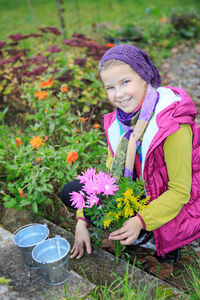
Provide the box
[108,216,143,245]
[70,219,92,259]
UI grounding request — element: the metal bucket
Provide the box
[32,235,71,285]
[13,223,49,269]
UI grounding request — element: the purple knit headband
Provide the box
[99,44,161,88]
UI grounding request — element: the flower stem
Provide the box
[114,240,120,264]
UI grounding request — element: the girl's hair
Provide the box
[98,59,127,74]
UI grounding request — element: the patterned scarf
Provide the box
[111,85,159,183]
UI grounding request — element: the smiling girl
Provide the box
[60,44,200,263]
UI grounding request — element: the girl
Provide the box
[60,44,200,262]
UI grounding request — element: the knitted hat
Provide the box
[99,44,161,88]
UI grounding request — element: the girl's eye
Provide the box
[106,87,113,91]
[123,80,129,85]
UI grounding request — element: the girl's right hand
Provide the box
[70,219,92,259]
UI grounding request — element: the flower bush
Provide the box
[0,29,111,120]
[0,29,113,218]
[70,168,149,262]
[0,76,107,217]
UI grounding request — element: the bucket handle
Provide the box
[13,223,48,236]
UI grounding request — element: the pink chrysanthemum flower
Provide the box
[83,172,119,196]
[83,176,101,194]
[77,167,96,183]
[69,191,85,209]
[86,194,100,208]
[100,174,119,195]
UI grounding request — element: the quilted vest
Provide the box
[104,86,200,257]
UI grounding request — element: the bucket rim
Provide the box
[13,223,49,248]
[32,236,70,264]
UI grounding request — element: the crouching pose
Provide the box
[60,44,200,263]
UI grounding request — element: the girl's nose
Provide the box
[116,87,124,99]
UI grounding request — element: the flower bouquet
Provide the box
[70,167,149,262]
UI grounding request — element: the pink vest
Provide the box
[104,87,200,257]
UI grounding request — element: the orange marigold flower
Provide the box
[15,137,22,147]
[35,90,48,100]
[66,151,78,165]
[36,157,42,163]
[80,117,88,123]
[18,188,24,198]
[61,84,68,93]
[75,129,81,133]
[93,123,101,129]
[30,135,44,149]
[40,77,53,88]
[44,109,48,113]
[106,43,115,48]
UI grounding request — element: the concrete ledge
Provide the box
[0,226,95,299]
[1,208,182,298]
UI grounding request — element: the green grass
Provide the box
[0,0,200,40]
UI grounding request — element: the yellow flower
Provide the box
[123,204,134,218]
[116,197,123,208]
[103,218,112,229]
[117,202,122,208]
[129,195,140,205]
[103,212,115,228]
[114,212,121,220]
[123,188,133,200]
[116,197,122,202]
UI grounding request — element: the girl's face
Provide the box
[100,63,147,113]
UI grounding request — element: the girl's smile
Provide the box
[100,63,147,113]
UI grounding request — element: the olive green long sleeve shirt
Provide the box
[106,124,193,231]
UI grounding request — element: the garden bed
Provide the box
[1,3,200,297]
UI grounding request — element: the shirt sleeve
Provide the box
[76,208,84,219]
[138,124,192,231]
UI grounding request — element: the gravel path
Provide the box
[160,41,200,253]
[160,42,200,121]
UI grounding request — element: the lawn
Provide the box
[0,0,200,39]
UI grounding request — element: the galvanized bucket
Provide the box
[13,223,49,269]
[32,235,71,285]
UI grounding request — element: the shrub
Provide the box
[0,81,107,215]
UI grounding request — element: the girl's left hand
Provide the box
[108,216,143,245]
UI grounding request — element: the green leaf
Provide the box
[32,201,38,213]
[4,197,17,208]
[49,122,55,135]
[0,106,9,122]
[20,199,31,206]
[3,86,12,95]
